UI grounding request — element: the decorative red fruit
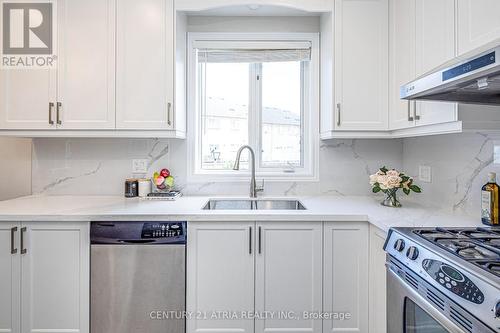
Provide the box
[160,168,170,178]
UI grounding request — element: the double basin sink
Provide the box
[202,199,306,210]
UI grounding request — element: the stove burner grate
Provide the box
[413,227,500,277]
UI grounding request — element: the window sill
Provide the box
[187,172,319,183]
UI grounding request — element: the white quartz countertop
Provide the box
[0,195,484,232]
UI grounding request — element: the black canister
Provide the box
[125,179,139,198]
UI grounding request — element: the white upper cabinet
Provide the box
[333,0,389,131]
[457,0,500,55]
[0,0,115,131]
[116,0,175,130]
[187,222,255,333]
[414,0,457,127]
[0,0,186,136]
[389,0,416,130]
[0,70,57,130]
[255,222,322,333]
[56,0,116,129]
[389,0,457,132]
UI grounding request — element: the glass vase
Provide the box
[381,188,402,208]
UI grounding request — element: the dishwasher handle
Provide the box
[118,239,156,244]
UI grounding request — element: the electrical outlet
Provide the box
[132,159,148,173]
[418,165,432,183]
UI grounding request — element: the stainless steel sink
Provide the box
[202,199,306,210]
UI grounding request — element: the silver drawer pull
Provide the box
[20,227,27,254]
[167,102,172,126]
[414,101,420,121]
[336,103,341,126]
[11,227,17,254]
[407,101,414,121]
[249,226,252,254]
[48,102,55,125]
[56,102,62,125]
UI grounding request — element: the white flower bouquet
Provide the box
[369,166,421,207]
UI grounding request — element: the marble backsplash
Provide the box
[31,138,403,198]
[403,132,500,217]
[30,131,500,217]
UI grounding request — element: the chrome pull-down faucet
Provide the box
[233,145,264,198]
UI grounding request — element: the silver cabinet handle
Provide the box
[258,226,262,254]
[48,102,55,125]
[407,101,414,121]
[249,226,252,254]
[167,102,172,126]
[20,227,27,254]
[336,103,341,126]
[414,101,420,121]
[11,227,17,254]
[56,102,62,125]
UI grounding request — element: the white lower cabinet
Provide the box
[255,222,322,333]
[187,221,323,333]
[188,221,375,333]
[186,222,255,333]
[0,223,21,333]
[323,222,369,333]
[368,225,387,333]
[0,222,89,333]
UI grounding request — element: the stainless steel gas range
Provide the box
[384,227,500,333]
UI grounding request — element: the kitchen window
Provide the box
[188,33,319,181]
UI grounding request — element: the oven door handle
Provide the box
[386,267,468,333]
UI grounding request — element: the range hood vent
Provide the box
[401,40,500,105]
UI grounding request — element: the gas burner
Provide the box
[474,260,500,277]
[435,239,499,260]
[414,230,457,240]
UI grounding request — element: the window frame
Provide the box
[187,32,320,182]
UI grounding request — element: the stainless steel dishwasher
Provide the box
[90,221,186,333]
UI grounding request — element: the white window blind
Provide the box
[195,40,312,63]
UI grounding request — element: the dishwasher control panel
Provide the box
[142,222,184,239]
[90,221,187,244]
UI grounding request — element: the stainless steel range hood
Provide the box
[401,39,500,105]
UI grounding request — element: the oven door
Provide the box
[387,267,466,333]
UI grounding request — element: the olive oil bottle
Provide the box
[481,172,499,226]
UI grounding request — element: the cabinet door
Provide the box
[0,70,56,129]
[187,222,255,333]
[255,222,322,333]
[457,0,500,55]
[323,222,369,333]
[415,0,457,127]
[389,0,416,130]
[368,226,387,333]
[335,0,388,131]
[56,0,115,129]
[0,223,21,333]
[20,222,89,333]
[116,0,174,130]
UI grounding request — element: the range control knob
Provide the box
[406,246,419,260]
[495,301,500,319]
[394,239,406,252]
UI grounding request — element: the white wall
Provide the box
[0,138,31,200]
[31,138,403,197]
